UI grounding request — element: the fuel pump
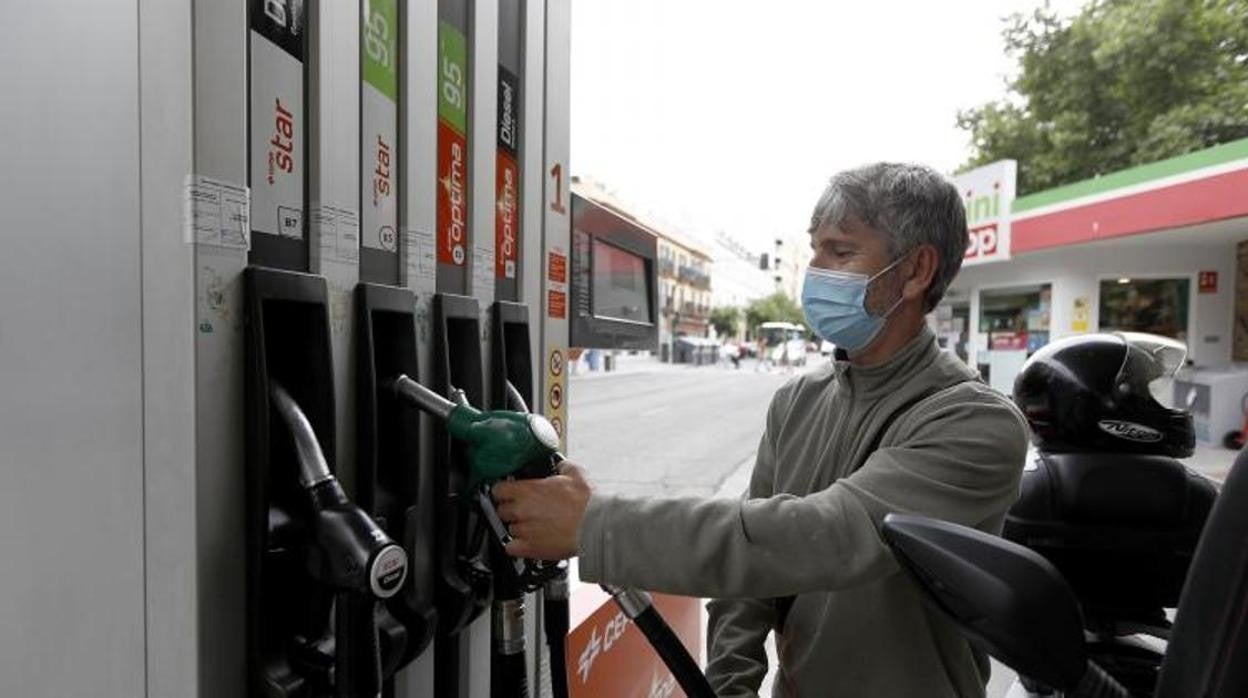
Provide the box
[245,267,409,697]
[356,283,439,692]
[189,0,569,694]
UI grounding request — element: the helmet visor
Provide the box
[1114,332,1188,410]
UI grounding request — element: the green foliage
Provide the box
[958,0,1248,194]
[744,293,805,336]
[710,306,742,338]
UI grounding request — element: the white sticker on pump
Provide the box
[473,244,496,297]
[183,175,251,249]
[312,204,360,263]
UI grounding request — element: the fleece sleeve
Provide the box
[704,391,785,697]
[576,385,1029,599]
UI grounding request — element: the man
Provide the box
[494,163,1029,697]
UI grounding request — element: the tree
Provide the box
[958,0,1248,194]
[710,306,742,339]
[744,292,805,337]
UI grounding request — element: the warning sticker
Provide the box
[549,251,567,284]
[547,247,569,319]
[549,349,564,376]
[548,290,567,320]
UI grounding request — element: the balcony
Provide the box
[678,265,711,290]
[659,259,676,278]
[681,301,710,319]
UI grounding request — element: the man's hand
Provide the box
[492,461,592,561]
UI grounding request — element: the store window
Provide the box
[1099,277,1190,341]
[933,302,971,362]
[977,284,1051,394]
[979,284,1051,355]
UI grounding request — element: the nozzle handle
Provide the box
[392,374,457,420]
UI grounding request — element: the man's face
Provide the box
[808,215,891,275]
[808,216,909,316]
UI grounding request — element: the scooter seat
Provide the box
[882,450,1248,698]
[1005,451,1217,615]
[1155,447,1248,698]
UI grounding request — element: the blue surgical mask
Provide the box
[801,257,906,353]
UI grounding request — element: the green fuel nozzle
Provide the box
[391,374,561,489]
[390,373,564,591]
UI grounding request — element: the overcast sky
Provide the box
[570,0,1085,251]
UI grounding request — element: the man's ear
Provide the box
[903,245,939,303]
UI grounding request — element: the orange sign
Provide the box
[566,590,703,698]
[549,290,567,319]
[549,250,568,283]
[1199,270,1218,294]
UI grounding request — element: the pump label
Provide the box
[361,0,398,252]
[249,0,305,240]
[436,21,469,266]
[370,545,408,599]
[494,66,520,279]
[496,152,519,278]
[437,122,468,265]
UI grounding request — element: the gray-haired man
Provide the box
[493,163,1029,697]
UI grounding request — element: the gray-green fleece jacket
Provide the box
[576,326,1029,697]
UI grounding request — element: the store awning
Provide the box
[1010,138,1248,254]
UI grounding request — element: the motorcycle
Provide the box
[882,333,1247,697]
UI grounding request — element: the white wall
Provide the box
[949,232,1246,368]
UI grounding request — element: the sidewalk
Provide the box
[569,352,731,381]
[1187,442,1240,482]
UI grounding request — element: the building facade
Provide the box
[572,177,714,357]
[763,232,809,301]
[657,233,713,344]
[939,139,1248,446]
[709,231,774,340]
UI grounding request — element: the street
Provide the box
[568,358,803,498]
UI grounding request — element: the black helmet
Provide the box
[1012,332,1195,457]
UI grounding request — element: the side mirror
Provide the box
[881,514,1088,692]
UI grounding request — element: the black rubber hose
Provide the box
[543,576,570,698]
[490,643,529,698]
[335,592,382,698]
[1070,661,1130,698]
[490,523,529,698]
[632,606,716,698]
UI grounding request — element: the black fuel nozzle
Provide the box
[271,383,409,600]
[271,383,408,698]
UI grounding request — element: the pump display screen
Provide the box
[591,240,651,323]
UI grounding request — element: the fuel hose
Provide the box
[543,571,570,698]
[603,586,716,698]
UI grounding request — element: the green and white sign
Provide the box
[361,0,399,253]
[438,21,468,136]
